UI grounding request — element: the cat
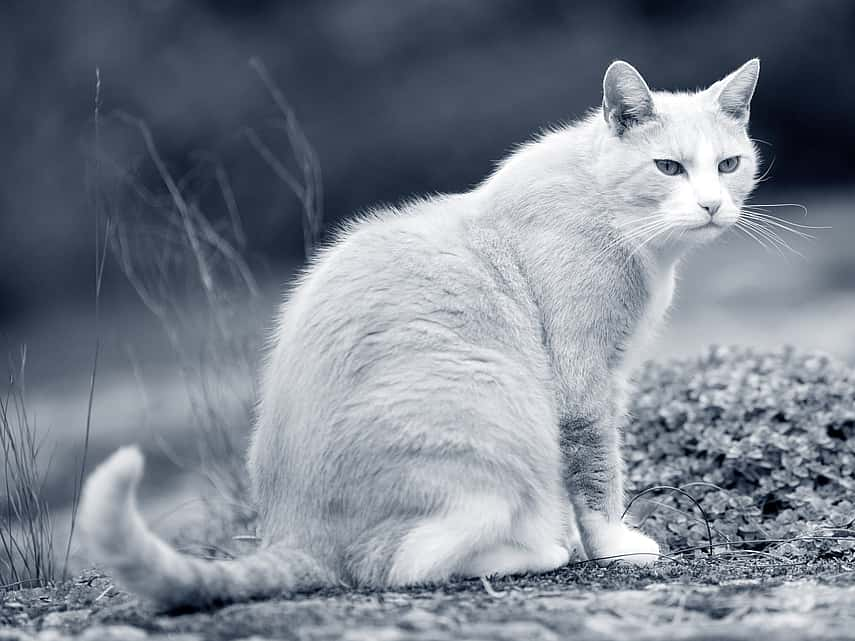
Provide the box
[80,58,760,609]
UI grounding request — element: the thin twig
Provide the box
[623,485,714,555]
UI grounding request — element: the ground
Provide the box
[2,557,855,640]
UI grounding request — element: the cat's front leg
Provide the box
[559,415,660,566]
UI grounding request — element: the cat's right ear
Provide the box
[602,61,655,136]
[707,58,760,125]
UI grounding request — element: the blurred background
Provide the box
[0,0,853,566]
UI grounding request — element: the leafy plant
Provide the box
[626,345,855,558]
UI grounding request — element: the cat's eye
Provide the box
[654,159,684,176]
[718,156,740,173]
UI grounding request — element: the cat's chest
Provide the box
[616,264,675,377]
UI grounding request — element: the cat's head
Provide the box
[598,59,760,254]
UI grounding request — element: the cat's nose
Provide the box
[698,198,721,216]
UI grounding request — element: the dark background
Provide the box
[1,0,853,552]
[2,0,854,325]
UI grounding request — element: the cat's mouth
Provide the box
[687,220,721,232]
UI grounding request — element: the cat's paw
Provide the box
[580,517,660,566]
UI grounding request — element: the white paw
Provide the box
[582,517,660,566]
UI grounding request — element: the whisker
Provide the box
[593,219,669,264]
[611,220,670,244]
[739,218,804,258]
[663,226,678,244]
[593,225,671,272]
[741,213,823,243]
[624,224,674,264]
[741,209,829,231]
[735,221,773,253]
[612,213,666,228]
[734,225,765,252]
[632,227,672,255]
[737,219,787,255]
[754,156,776,183]
[745,202,809,216]
[740,212,816,240]
[616,220,671,247]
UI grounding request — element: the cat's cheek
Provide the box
[724,170,756,203]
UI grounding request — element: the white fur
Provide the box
[578,512,661,565]
[80,60,761,609]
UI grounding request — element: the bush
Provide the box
[626,346,855,558]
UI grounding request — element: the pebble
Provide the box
[39,611,90,630]
[339,626,408,641]
[77,625,148,641]
[0,627,36,641]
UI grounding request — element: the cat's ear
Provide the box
[602,61,655,135]
[709,58,760,124]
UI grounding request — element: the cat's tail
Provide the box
[79,446,330,610]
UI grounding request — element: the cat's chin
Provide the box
[680,221,728,243]
[653,223,726,261]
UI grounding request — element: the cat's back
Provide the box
[270,194,542,385]
[251,194,556,529]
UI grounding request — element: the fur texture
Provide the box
[80,59,760,609]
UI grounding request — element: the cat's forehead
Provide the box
[644,90,748,154]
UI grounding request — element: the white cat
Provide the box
[80,59,760,609]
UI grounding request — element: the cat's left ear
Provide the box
[708,58,760,124]
[602,61,655,135]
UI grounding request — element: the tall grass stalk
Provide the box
[63,66,110,581]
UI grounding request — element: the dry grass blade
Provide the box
[248,57,323,258]
[113,111,218,307]
[212,160,247,249]
[1,349,55,589]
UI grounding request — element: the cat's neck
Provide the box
[470,119,680,362]
[474,114,689,278]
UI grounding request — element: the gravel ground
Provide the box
[2,557,855,641]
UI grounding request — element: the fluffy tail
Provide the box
[79,446,329,610]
